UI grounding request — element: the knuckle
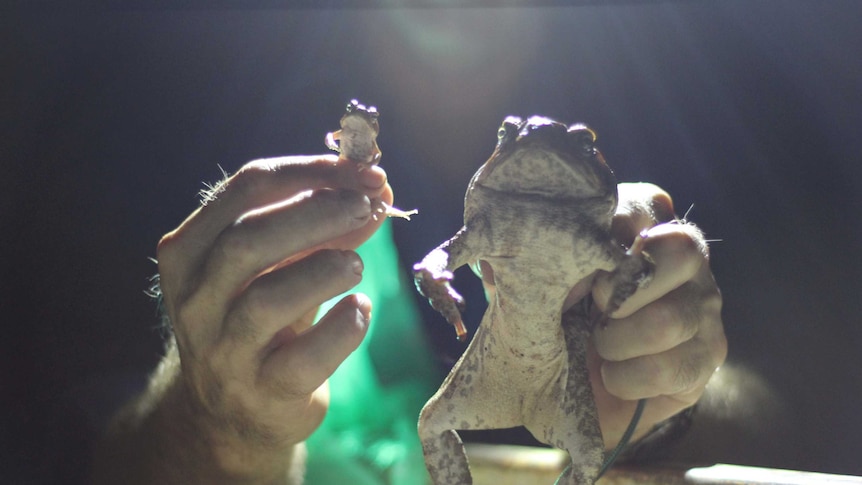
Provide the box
[156,230,185,277]
[602,355,661,400]
[647,224,706,274]
[697,290,727,366]
[156,230,180,257]
[173,287,220,346]
[710,329,729,367]
[214,221,260,270]
[239,282,266,317]
[667,231,707,276]
[675,294,704,341]
[702,288,724,315]
[649,188,675,222]
[593,334,617,361]
[649,302,694,349]
[175,295,204,331]
[225,294,262,344]
[671,352,706,394]
[677,223,709,259]
[635,354,668,393]
[154,237,179,292]
[628,300,698,358]
[231,162,275,198]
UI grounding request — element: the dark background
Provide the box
[2,2,861,483]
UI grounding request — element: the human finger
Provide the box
[595,286,694,363]
[172,188,372,335]
[611,182,675,244]
[600,335,718,401]
[258,293,371,398]
[174,156,386,258]
[157,156,387,301]
[220,249,364,355]
[593,222,708,319]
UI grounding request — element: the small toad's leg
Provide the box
[326,107,417,218]
[324,129,341,153]
[419,327,520,484]
[527,310,603,485]
[373,202,418,221]
[598,231,655,326]
[414,227,478,341]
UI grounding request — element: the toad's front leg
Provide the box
[413,227,479,341]
[596,232,655,326]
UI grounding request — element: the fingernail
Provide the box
[339,190,371,220]
[370,197,387,213]
[358,165,387,189]
[369,198,388,222]
[355,293,372,328]
[344,250,364,276]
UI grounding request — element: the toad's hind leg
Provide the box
[418,428,471,485]
[527,310,604,485]
[418,328,520,485]
[376,202,418,221]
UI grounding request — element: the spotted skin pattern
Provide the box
[414,116,652,485]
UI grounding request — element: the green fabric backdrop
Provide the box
[305,221,439,485]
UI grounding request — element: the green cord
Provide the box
[554,398,646,484]
[597,398,646,478]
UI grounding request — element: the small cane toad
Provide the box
[326,99,417,220]
[413,115,652,484]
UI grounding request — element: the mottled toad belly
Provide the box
[414,115,652,485]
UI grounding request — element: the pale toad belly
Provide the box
[414,115,652,485]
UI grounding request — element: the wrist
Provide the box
[97,339,305,485]
[157,344,301,484]
[616,405,695,464]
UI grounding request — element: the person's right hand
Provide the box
[155,155,393,482]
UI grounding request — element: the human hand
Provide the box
[588,182,727,448]
[154,155,393,482]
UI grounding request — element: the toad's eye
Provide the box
[497,126,508,140]
[497,116,522,147]
[569,126,597,156]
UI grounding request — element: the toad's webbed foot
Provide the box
[597,231,655,327]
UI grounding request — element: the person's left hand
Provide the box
[588,182,727,447]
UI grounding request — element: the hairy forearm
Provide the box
[92,340,306,485]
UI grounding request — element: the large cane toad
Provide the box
[413,116,653,484]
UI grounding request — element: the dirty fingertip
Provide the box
[650,189,675,222]
[352,292,373,324]
[358,164,387,190]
